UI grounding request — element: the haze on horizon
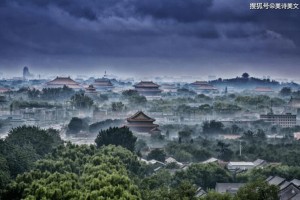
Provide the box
[0,0,299,79]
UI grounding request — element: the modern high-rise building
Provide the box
[23,66,31,80]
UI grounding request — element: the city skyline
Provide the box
[0,66,298,83]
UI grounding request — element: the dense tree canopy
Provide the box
[67,117,89,134]
[70,93,94,109]
[147,149,166,162]
[242,73,250,79]
[122,89,147,106]
[235,180,279,200]
[89,119,123,133]
[5,126,63,157]
[95,127,137,152]
[111,101,125,112]
[0,125,298,200]
[202,120,225,134]
[0,154,10,190]
[174,163,232,189]
[178,130,192,142]
[0,126,63,184]
[279,87,292,97]
[28,86,75,100]
[2,144,142,200]
[122,89,140,97]
[166,142,211,162]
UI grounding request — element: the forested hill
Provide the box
[209,73,299,89]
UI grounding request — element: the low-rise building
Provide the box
[195,187,207,198]
[267,176,286,186]
[260,113,296,128]
[165,157,184,167]
[267,176,300,200]
[93,78,114,92]
[253,159,267,168]
[254,87,274,93]
[220,134,242,140]
[279,183,300,200]
[215,183,245,195]
[227,161,255,171]
[202,157,219,164]
[0,88,10,93]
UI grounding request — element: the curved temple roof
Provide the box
[134,81,160,88]
[127,111,155,122]
[46,76,81,89]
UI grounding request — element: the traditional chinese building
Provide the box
[126,111,159,133]
[134,81,161,98]
[45,76,82,90]
[149,126,162,134]
[0,88,10,93]
[254,87,274,93]
[189,81,218,94]
[85,85,97,94]
[93,78,114,91]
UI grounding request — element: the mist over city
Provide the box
[1,0,300,200]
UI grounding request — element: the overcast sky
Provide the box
[0,0,299,79]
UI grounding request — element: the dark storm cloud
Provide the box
[134,0,213,22]
[0,0,299,77]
